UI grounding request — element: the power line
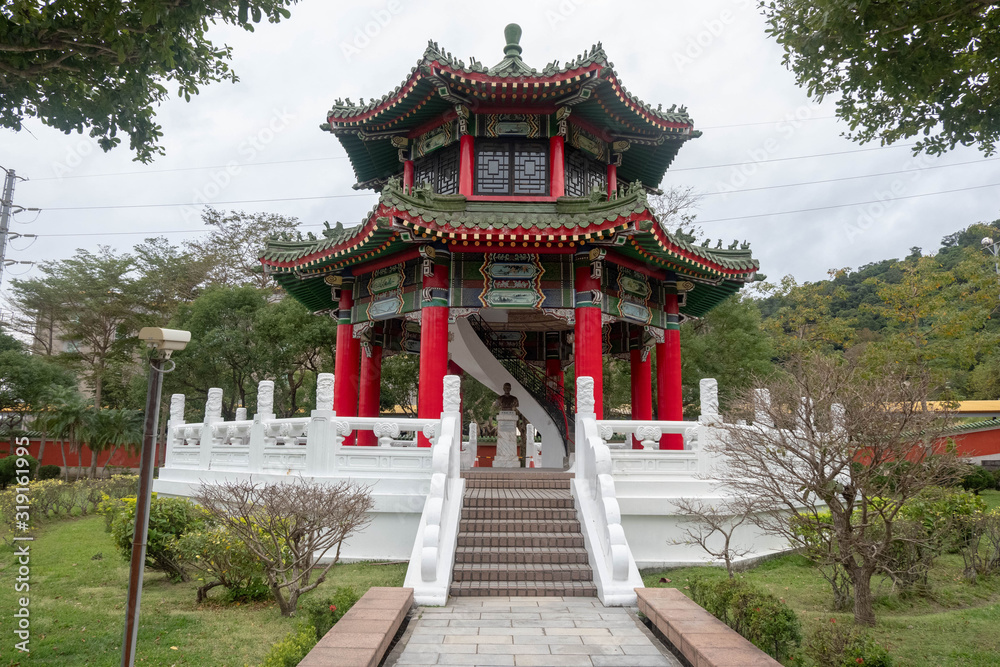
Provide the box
[671,142,917,172]
[26,136,914,184]
[35,180,1000,239]
[28,155,350,182]
[700,156,1000,197]
[699,115,837,130]
[696,181,1000,224]
[41,192,375,212]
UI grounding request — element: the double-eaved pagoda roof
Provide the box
[262,180,758,318]
[262,25,759,322]
[321,25,701,190]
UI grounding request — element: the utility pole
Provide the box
[0,167,15,288]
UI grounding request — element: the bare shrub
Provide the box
[196,477,373,616]
[669,496,760,578]
[709,355,958,626]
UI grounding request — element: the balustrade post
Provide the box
[576,376,596,481]
[753,388,772,427]
[249,380,275,473]
[199,388,223,470]
[442,374,461,479]
[164,394,185,469]
[307,373,336,475]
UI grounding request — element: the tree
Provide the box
[709,355,958,626]
[36,386,93,481]
[1,0,298,162]
[185,209,299,289]
[0,332,75,439]
[679,294,776,417]
[761,1,1000,155]
[196,478,373,616]
[85,408,142,479]
[380,353,419,417]
[8,246,152,405]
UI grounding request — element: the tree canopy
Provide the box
[762,1,1000,155]
[0,0,297,162]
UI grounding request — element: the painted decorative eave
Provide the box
[259,182,757,283]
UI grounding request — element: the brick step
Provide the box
[464,489,575,508]
[450,580,597,597]
[461,471,574,480]
[454,546,590,565]
[453,563,593,582]
[459,519,581,533]
[462,479,572,490]
[462,507,578,521]
[457,532,585,549]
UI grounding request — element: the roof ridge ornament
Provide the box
[503,23,523,58]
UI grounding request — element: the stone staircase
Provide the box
[451,470,596,597]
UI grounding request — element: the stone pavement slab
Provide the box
[385,596,682,667]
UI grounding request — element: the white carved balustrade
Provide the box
[162,372,447,477]
[404,375,465,605]
[571,376,644,606]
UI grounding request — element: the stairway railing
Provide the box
[467,314,573,445]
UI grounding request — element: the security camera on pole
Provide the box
[983,236,999,300]
[121,328,191,667]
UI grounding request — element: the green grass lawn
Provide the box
[0,516,406,666]
[643,529,1000,666]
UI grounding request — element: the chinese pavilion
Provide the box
[260,25,758,465]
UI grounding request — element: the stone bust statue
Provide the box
[496,383,519,411]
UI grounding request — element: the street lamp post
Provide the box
[121,328,191,667]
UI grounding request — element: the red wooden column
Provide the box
[574,252,603,418]
[630,328,653,448]
[334,278,360,445]
[459,135,475,196]
[418,251,450,446]
[657,290,683,449]
[357,327,383,446]
[607,163,617,200]
[403,159,414,193]
[550,136,565,198]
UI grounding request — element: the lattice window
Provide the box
[513,143,548,195]
[565,148,606,197]
[412,145,460,195]
[475,140,549,196]
[436,144,459,194]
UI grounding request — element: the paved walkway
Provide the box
[386,596,682,667]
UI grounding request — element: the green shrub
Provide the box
[961,465,995,495]
[101,494,211,581]
[37,465,61,480]
[900,486,986,552]
[299,587,361,640]
[804,617,893,667]
[260,625,316,667]
[689,576,801,660]
[172,525,269,603]
[0,454,38,488]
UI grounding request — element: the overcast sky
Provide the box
[2,0,998,313]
